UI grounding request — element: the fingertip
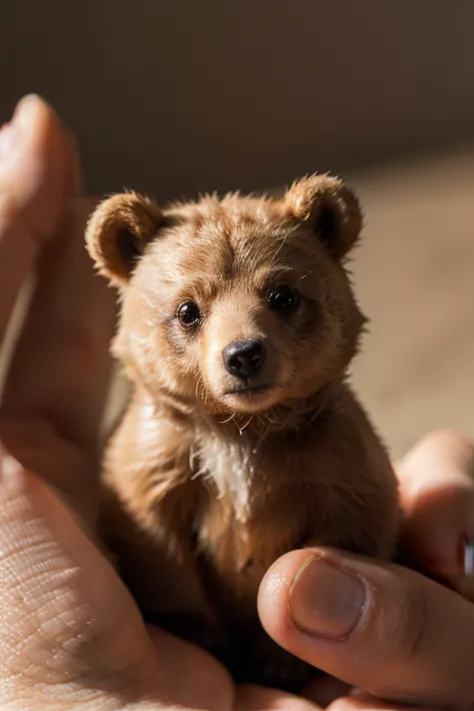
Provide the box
[397,430,474,578]
[259,547,375,661]
[0,94,68,242]
[13,93,56,127]
[398,429,474,493]
[11,94,66,167]
[26,95,82,200]
[258,549,313,644]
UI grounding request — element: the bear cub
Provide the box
[86,175,399,691]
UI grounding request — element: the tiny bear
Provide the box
[85,175,399,691]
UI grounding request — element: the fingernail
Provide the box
[289,555,369,639]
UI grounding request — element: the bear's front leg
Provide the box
[99,477,230,663]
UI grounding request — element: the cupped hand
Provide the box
[259,430,474,710]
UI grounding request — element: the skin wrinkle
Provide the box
[0,472,161,704]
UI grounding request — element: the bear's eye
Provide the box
[267,285,300,313]
[177,301,201,328]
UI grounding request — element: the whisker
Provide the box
[219,411,236,425]
[238,414,254,435]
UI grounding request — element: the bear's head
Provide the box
[86,176,366,417]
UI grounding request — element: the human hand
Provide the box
[258,430,474,710]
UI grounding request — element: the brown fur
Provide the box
[86,175,400,690]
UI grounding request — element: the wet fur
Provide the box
[86,176,400,690]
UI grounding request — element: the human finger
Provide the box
[397,429,474,597]
[258,547,474,709]
[1,195,116,459]
[0,95,72,342]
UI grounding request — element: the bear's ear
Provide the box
[85,192,164,283]
[282,175,362,259]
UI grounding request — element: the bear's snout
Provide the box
[222,339,267,381]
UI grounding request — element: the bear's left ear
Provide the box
[282,175,362,259]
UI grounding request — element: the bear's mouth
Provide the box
[224,383,274,397]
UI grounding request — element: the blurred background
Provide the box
[1,1,473,458]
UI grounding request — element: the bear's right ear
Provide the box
[85,192,164,284]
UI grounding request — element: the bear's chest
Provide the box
[193,432,259,523]
[190,432,307,596]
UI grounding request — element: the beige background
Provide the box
[349,150,474,458]
[1,1,474,459]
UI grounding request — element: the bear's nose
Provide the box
[223,339,267,381]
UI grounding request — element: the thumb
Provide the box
[258,547,474,709]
